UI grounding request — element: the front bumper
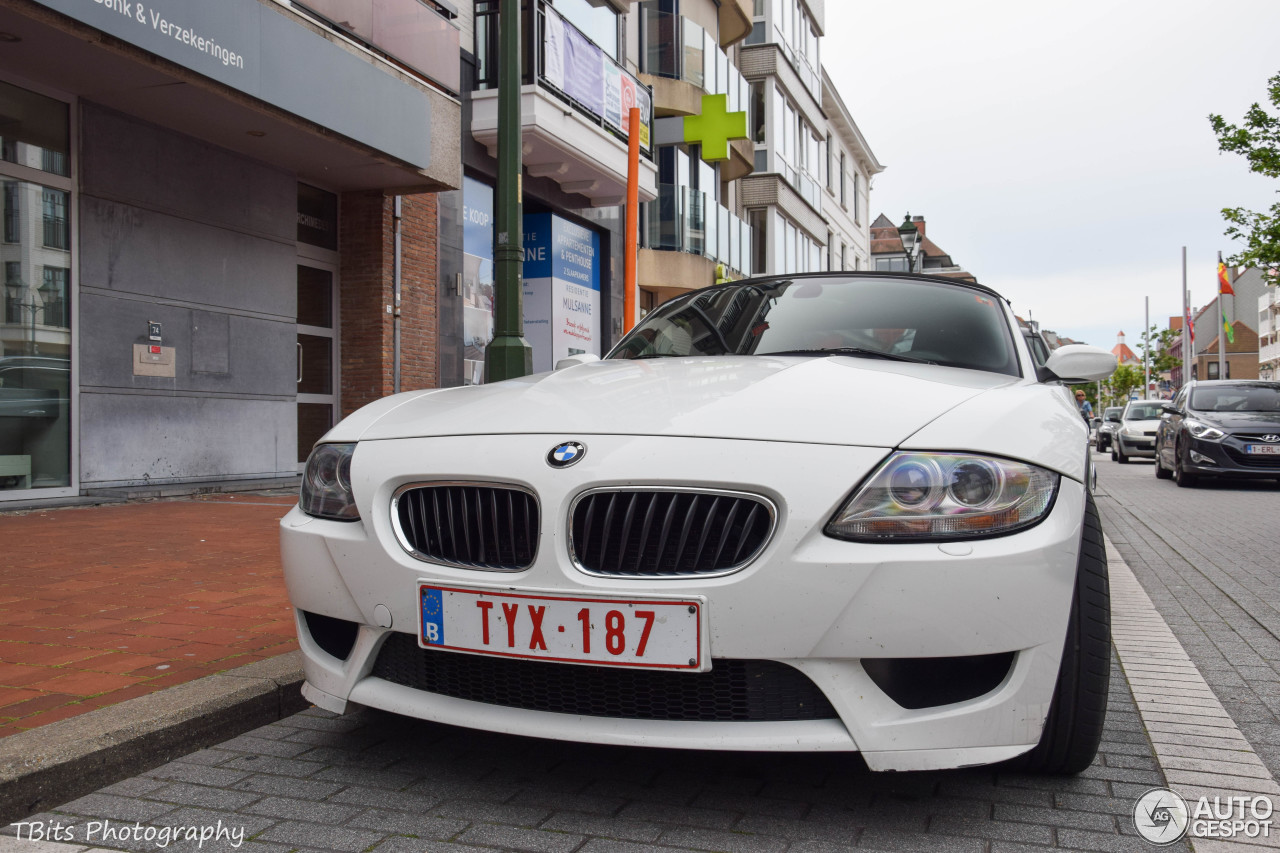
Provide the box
[281,434,1085,772]
[1117,434,1155,457]
[1181,434,1280,479]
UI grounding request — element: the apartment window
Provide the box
[4,260,18,285]
[851,171,859,222]
[40,266,69,328]
[840,243,846,271]
[42,188,69,249]
[876,257,909,272]
[556,0,618,58]
[3,181,16,242]
[826,231,833,270]
[825,133,833,191]
[750,83,765,144]
[749,209,767,275]
[839,152,847,209]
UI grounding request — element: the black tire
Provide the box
[1173,443,1198,488]
[1110,447,1117,462]
[1155,453,1172,479]
[1116,445,1129,464]
[1017,491,1110,774]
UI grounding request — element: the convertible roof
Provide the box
[709,271,1008,303]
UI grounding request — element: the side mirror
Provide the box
[1161,405,1180,417]
[555,353,601,371]
[1044,345,1117,383]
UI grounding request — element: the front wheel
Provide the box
[1155,453,1172,479]
[1016,492,1110,774]
[1116,444,1129,464]
[1173,444,1199,488]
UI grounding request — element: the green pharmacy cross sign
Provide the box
[683,94,748,162]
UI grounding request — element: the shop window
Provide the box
[0,79,72,496]
[0,79,70,177]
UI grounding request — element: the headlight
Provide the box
[1185,420,1225,441]
[300,443,360,521]
[825,452,1059,542]
[1120,425,1140,437]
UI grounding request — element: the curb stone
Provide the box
[0,653,306,824]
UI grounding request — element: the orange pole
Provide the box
[624,106,640,333]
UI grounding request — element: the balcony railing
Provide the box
[644,184,752,278]
[4,296,68,328]
[476,1,653,156]
[1262,341,1280,366]
[294,0,460,95]
[644,10,750,118]
[42,216,68,250]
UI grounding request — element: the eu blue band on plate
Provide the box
[421,587,444,645]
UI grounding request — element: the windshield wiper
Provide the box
[759,347,936,365]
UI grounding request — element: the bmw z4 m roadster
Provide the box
[281,272,1118,773]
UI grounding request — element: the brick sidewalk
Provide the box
[0,493,298,736]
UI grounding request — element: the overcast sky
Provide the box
[824,1,1280,352]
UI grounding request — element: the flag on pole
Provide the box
[1185,305,1195,345]
[1222,308,1235,344]
[1218,262,1235,296]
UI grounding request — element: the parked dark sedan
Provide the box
[1155,380,1280,487]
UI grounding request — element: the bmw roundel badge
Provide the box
[548,441,586,468]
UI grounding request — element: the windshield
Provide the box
[1104,407,1123,422]
[1125,402,1165,420]
[609,277,1019,376]
[1191,383,1280,413]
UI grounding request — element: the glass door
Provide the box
[296,260,338,467]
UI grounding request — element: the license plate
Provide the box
[1245,444,1280,455]
[418,584,707,671]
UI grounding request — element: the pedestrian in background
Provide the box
[1075,389,1093,424]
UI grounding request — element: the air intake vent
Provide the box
[372,633,837,722]
[393,483,538,570]
[570,489,774,577]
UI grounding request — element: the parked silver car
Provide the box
[1112,400,1165,463]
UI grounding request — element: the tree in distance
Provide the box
[1210,72,1280,273]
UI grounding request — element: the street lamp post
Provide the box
[4,282,39,355]
[485,0,533,382]
[897,214,920,272]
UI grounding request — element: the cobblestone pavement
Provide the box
[1093,450,1280,780]
[4,652,1179,853]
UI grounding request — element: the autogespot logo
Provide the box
[1134,788,1190,845]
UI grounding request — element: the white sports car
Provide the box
[281,272,1118,773]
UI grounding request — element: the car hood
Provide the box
[337,356,1018,447]
[1195,411,1280,430]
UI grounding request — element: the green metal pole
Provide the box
[485,0,533,382]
